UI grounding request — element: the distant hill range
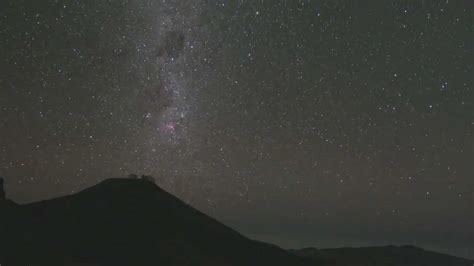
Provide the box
[290,246,473,266]
[0,177,472,266]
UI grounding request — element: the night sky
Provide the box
[1,0,472,259]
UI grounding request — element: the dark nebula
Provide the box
[157,31,186,59]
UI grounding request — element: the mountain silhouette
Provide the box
[0,177,314,266]
[0,177,472,266]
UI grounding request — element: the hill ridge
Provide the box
[1,177,472,266]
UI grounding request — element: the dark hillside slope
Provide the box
[1,178,471,266]
[0,178,314,266]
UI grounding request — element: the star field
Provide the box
[0,0,472,259]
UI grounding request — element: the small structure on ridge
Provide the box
[140,175,155,183]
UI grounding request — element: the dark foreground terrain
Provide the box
[291,246,473,266]
[0,177,472,266]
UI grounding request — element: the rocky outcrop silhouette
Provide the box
[0,177,5,200]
